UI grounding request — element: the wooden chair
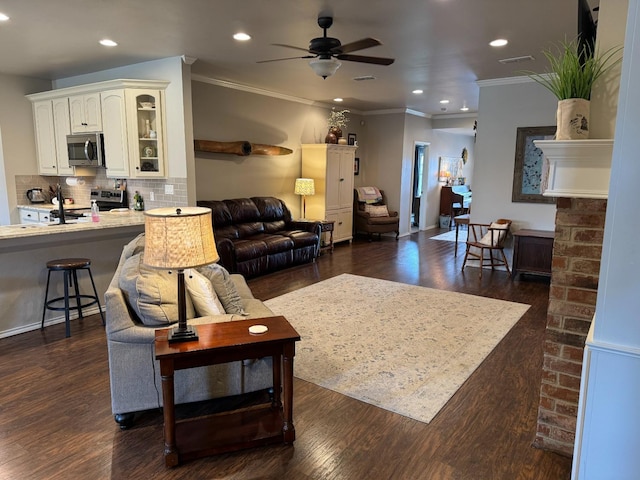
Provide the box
[461,218,512,278]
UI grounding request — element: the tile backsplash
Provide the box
[16,170,187,210]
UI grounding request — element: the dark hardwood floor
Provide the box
[0,229,572,479]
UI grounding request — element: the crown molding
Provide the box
[191,74,316,106]
[363,108,431,118]
[431,112,478,120]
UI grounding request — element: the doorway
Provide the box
[410,143,427,233]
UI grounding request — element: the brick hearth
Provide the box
[533,197,607,455]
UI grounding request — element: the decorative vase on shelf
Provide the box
[338,137,348,145]
[325,131,338,144]
[326,126,342,144]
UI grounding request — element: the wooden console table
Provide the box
[512,229,555,278]
[155,316,300,467]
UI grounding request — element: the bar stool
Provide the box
[41,258,105,338]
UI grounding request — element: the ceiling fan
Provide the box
[258,16,395,79]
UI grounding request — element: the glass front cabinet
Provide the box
[126,89,165,177]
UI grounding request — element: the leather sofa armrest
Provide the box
[288,220,321,236]
[215,237,237,272]
[287,220,321,257]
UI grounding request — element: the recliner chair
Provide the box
[353,188,400,241]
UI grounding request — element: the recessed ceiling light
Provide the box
[412,89,423,95]
[460,106,470,112]
[0,12,10,21]
[233,32,251,41]
[490,39,508,47]
[440,99,450,104]
[333,98,343,102]
[99,39,118,47]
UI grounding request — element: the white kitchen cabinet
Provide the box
[32,99,74,176]
[18,207,52,225]
[125,89,165,178]
[32,101,58,175]
[302,144,357,244]
[51,98,74,176]
[28,79,169,179]
[69,93,102,133]
[100,89,131,178]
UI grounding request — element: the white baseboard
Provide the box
[0,306,103,339]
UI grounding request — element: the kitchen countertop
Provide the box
[18,203,90,211]
[1,209,145,242]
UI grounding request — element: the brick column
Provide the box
[533,197,607,455]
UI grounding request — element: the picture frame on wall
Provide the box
[512,126,557,204]
[348,133,357,146]
[354,157,360,175]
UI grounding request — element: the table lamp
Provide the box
[144,206,219,343]
[294,178,315,220]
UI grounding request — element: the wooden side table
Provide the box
[319,219,335,254]
[512,229,555,278]
[155,316,300,467]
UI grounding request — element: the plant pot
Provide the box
[556,98,590,140]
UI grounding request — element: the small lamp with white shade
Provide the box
[294,178,315,220]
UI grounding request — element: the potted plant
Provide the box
[522,39,622,140]
[326,108,350,144]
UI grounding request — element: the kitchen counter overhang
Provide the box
[1,210,145,249]
[0,210,146,338]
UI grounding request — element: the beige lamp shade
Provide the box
[143,207,219,269]
[294,178,315,196]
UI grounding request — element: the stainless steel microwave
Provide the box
[66,133,105,167]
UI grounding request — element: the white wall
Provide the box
[360,112,406,226]
[362,111,475,234]
[191,78,366,217]
[0,73,54,224]
[473,79,558,230]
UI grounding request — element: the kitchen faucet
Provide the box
[57,184,65,224]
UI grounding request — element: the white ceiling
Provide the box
[0,0,596,117]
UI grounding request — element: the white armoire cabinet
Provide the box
[301,144,357,244]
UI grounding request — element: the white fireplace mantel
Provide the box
[534,139,614,199]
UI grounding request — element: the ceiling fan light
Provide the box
[309,58,341,79]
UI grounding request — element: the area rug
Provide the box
[430,229,466,242]
[264,274,529,423]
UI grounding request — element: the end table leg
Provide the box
[282,344,296,443]
[272,353,282,409]
[161,372,179,467]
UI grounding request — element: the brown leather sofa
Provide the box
[197,196,321,278]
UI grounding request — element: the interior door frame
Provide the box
[410,141,430,231]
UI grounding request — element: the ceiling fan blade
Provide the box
[334,38,382,54]
[336,54,395,66]
[272,43,311,53]
[257,55,315,64]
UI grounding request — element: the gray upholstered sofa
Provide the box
[105,234,275,428]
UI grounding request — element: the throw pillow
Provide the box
[184,269,226,316]
[196,263,247,315]
[479,222,509,246]
[121,233,145,260]
[365,204,389,217]
[118,252,196,326]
